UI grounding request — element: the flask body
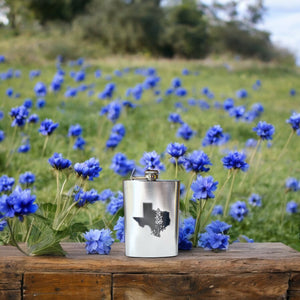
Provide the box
[123,179,180,257]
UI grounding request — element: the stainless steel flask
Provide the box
[123,169,180,257]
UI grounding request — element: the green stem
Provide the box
[54,202,78,231]
[175,158,178,180]
[193,200,207,247]
[42,135,49,157]
[277,130,295,161]
[280,191,289,229]
[224,169,238,216]
[25,217,34,244]
[184,172,196,216]
[7,219,28,256]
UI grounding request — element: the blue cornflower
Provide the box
[178,226,193,250]
[34,82,47,97]
[248,193,262,207]
[106,191,124,215]
[0,219,7,231]
[171,77,182,88]
[73,136,86,150]
[182,150,212,173]
[68,124,82,137]
[74,188,101,207]
[175,87,187,97]
[229,106,245,120]
[110,153,135,176]
[166,142,187,158]
[0,111,3,120]
[177,123,195,140]
[74,157,102,181]
[84,228,114,255]
[36,98,46,109]
[187,98,196,106]
[182,68,190,75]
[106,133,123,149]
[178,217,195,250]
[23,99,33,109]
[251,103,264,117]
[143,76,160,89]
[191,175,218,200]
[202,87,210,96]
[39,119,59,136]
[253,121,275,140]
[111,124,126,137]
[0,130,5,142]
[222,151,249,172]
[140,151,165,171]
[19,172,35,186]
[286,201,298,214]
[100,101,122,123]
[98,82,116,99]
[99,189,114,201]
[18,143,30,153]
[202,125,224,147]
[285,177,299,191]
[95,69,101,78]
[205,220,231,234]
[65,87,77,98]
[9,105,29,127]
[212,205,223,216]
[235,235,254,243]
[245,138,257,148]
[229,201,248,221]
[0,175,15,193]
[168,113,183,124]
[29,70,41,80]
[223,98,234,111]
[198,100,210,110]
[0,55,5,63]
[286,112,300,134]
[6,87,13,97]
[198,231,230,250]
[290,89,296,96]
[0,186,38,220]
[27,114,39,124]
[122,100,136,109]
[75,70,85,82]
[236,88,248,98]
[182,217,195,236]
[114,216,125,242]
[131,84,143,100]
[48,153,72,170]
[165,88,174,96]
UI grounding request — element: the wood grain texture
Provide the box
[0,272,22,289]
[23,272,111,300]
[113,273,289,300]
[0,290,21,300]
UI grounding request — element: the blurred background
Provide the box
[0,0,297,66]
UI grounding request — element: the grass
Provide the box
[0,49,300,251]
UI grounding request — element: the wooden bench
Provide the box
[1,242,300,299]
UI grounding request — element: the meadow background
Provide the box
[0,0,300,252]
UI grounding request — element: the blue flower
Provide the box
[0,55,5,63]
[74,157,102,181]
[74,70,85,82]
[0,219,7,231]
[285,177,300,191]
[19,172,35,186]
[114,216,125,242]
[48,153,72,170]
[18,143,30,153]
[140,151,165,171]
[27,114,39,124]
[36,98,46,109]
[229,106,245,120]
[222,151,249,172]
[229,201,248,221]
[171,77,182,88]
[84,228,114,255]
[223,98,234,111]
[182,68,190,75]
[202,125,225,146]
[0,111,4,120]
[168,113,183,124]
[166,142,187,158]
[29,70,41,80]
[131,84,144,100]
[198,231,229,250]
[95,69,101,78]
[74,188,101,207]
[9,105,29,127]
[253,121,275,140]
[111,124,126,137]
[235,235,254,243]
[39,119,59,136]
[205,220,231,234]
[0,186,38,220]
[245,138,257,148]
[290,89,296,96]
[100,101,122,123]
[106,191,123,215]
[286,201,298,214]
[143,76,160,89]
[34,82,47,97]
[106,133,123,149]
[251,103,264,117]
[286,112,300,134]
[65,87,77,98]
[0,130,5,142]
[212,205,223,216]
[110,153,135,176]
[236,88,248,98]
[177,123,195,140]
[6,87,13,97]
[73,136,86,150]
[178,217,195,250]
[68,124,82,137]
[98,82,116,99]
[175,87,187,97]
[0,175,15,193]
[191,175,218,200]
[248,193,262,207]
[165,88,174,96]
[23,99,33,109]
[182,150,212,173]
[99,189,114,201]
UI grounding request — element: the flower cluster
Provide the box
[84,229,114,255]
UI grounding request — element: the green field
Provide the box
[0,54,300,252]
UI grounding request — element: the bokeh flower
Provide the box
[248,193,262,207]
[222,151,249,172]
[229,201,248,221]
[74,157,102,181]
[39,119,59,136]
[114,216,125,242]
[84,229,114,255]
[286,201,298,214]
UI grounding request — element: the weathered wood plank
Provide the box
[113,273,289,300]
[23,272,111,300]
[0,290,21,299]
[0,272,22,289]
[0,243,299,275]
[288,290,300,300]
[290,273,300,291]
